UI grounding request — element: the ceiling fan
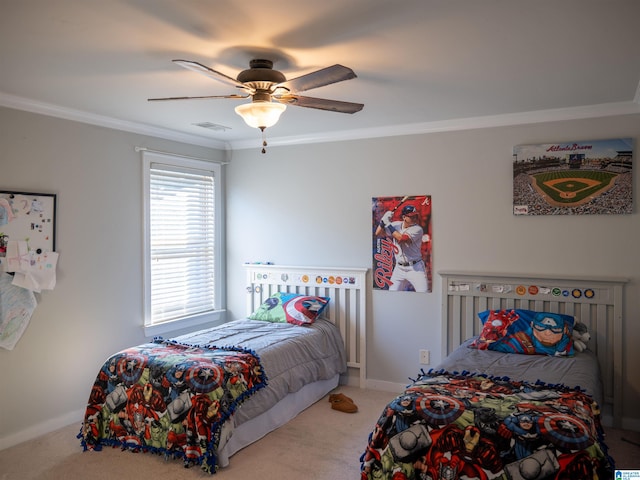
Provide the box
[149,59,364,147]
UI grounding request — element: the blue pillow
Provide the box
[472,309,575,356]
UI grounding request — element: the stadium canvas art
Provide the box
[513,138,633,215]
[372,195,432,292]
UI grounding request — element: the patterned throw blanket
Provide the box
[79,338,267,474]
[360,371,614,480]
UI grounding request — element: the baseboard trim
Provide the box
[0,408,84,451]
[365,379,407,393]
[620,416,640,432]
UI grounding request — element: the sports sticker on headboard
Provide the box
[249,268,362,288]
[0,191,57,256]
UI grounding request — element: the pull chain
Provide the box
[260,127,267,154]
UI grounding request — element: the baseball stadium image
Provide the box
[513,138,633,215]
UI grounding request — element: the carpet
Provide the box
[0,386,638,479]
[0,386,392,479]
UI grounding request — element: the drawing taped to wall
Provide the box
[372,195,432,292]
[513,138,633,215]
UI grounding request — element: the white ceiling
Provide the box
[2,0,640,151]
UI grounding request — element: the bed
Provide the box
[360,271,626,480]
[79,264,367,474]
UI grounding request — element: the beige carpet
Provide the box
[0,386,391,479]
[0,386,638,479]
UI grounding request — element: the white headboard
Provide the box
[244,264,368,388]
[439,271,627,428]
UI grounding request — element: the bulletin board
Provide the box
[0,190,57,257]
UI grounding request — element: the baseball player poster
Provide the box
[372,195,432,292]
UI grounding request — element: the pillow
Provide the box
[248,292,330,326]
[471,308,575,356]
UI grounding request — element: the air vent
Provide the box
[193,122,231,131]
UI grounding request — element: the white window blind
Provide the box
[148,163,216,324]
[142,150,225,335]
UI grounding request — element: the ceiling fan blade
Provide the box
[276,95,364,114]
[275,64,357,93]
[172,59,248,89]
[148,94,248,101]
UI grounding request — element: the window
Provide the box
[142,151,225,336]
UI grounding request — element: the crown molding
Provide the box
[2,91,638,152]
[0,92,228,150]
[230,100,640,150]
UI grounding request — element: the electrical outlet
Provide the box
[419,349,430,365]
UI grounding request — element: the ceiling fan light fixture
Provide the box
[234,101,286,130]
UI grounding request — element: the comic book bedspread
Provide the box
[360,371,614,480]
[79,338,267,474]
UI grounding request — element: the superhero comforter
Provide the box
[79,338,266,474]
[360,371,614,480]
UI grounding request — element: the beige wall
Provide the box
[0,107,223,448]
[225,115,640,430]
[1,106,638,450]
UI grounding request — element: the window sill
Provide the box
[144,309,227,338]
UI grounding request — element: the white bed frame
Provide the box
[244,264,368,388]
[216,265,368,466]
[439,271,627,428]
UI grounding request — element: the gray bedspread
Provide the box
[171,318,347,424]
[435,338,604,406]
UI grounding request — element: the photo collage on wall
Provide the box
[372,195,432,292]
